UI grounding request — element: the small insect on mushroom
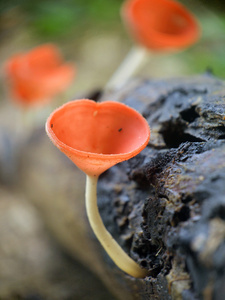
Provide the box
[46,99,150,278]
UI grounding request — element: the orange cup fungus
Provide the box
[5,44,75,106]
[122,0,200,51]
[46,99,150,177]
[46,99,150,278]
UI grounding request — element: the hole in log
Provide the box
[180,105,199,123]
[172,205,190,226]
[161,125,204,148]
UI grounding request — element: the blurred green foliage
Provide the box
[194,12,225,78]
[0,0,123,38]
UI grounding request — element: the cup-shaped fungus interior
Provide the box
[46,99,150,176]
[122,0,200,51]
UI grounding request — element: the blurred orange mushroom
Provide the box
[5,44,75,107]
[46,99,150,278]
[105,0,200,91]
[123,0,200,51]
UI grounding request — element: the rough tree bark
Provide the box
[0,74,224,300]
[97,74,225,300]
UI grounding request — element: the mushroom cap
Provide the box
[46,99,150,177]
[5,44,75,106]
[122,0,200,51]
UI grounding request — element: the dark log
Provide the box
[97,74,225,300]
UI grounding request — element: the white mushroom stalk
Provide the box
[104,46,149,92]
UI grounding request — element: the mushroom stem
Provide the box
[85,174,148,278]
[104,46,149,92]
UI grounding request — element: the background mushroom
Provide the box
[105,0,200,91]
[4,43,76,139]
[5,44,75,107]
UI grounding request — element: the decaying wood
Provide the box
[99,76,225,299]
[98,74,225,300]
[0,74,224,299]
